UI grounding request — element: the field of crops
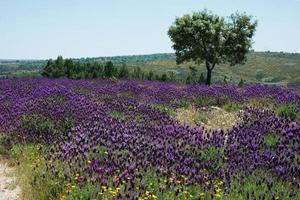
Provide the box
[0,77,300,199]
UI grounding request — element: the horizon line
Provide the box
[1,50,300,61]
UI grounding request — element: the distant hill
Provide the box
[1,52,300,85]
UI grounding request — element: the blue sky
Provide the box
[0,0,299,59]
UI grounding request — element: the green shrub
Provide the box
[201,146,225,170]
[222,102,242,112]
[275,104,299,121]
[178,99,191,108]
[195,96,217,107]
[153,104,175,116]
[263,133,282,148]
[194,113,208,124]
[101,94,113,103]
[238,78,244,87]
[108,110,127,120]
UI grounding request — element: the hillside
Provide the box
[1,52,300,85]
[125,52,300,85]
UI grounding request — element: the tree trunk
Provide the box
[206,63,212,85]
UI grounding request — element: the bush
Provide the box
[238,78,244,87]
[195,96,217,107]
[263,133,282,148]
[275,104,300,121]
[222,102,242,112]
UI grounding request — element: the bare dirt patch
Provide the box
[0,160,21,200]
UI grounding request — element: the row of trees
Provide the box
[41,56,186,82]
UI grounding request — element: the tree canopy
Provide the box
[168,10,257,85]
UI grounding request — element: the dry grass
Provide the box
[205,107,241,130]
[175,106,207,127]
[175,106,241,131]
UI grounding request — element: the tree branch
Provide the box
[211,63,216,70]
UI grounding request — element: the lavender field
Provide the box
[1,77,300,199]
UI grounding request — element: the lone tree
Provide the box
[168,10,257,85]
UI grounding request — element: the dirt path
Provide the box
[0,161,21,200]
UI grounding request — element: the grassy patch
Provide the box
[4,180,18,190]
[108,110,127,120]
[101,94,113,103]
[205,108,240,130]
[5,144,64,200]
[117,91,135,98]
[262,133,282,148]
[222,102,242,112]
[46,94,68,105]
[153,104,176,116]
[275,104,300,121]
[178,99,192,109]
[245,98,275,110]
[175,106,207,127]
[201,146,225,170]
[195,96,217,107]
[226,170,300,200]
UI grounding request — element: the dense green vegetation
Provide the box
[41,56,178,82]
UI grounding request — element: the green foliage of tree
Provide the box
[198,73,206,84]
[104,61,117,78]
[188,66,198,84]
[186,75,192,84]
[41,59,55,77]
[147,70,154,80]
[168,10,257,85]
[160,73,168,82]
[132,67,143,79]
[238,78,245,87]
[64,59,74,78]
[167,71,176,82]
[118,64,130,79]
